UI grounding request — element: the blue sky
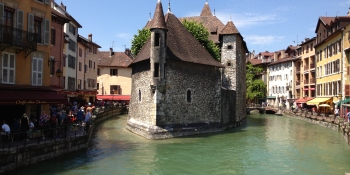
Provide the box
[60,0,350,54]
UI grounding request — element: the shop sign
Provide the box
[15,100,47,105]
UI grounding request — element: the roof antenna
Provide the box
[214,9,216,16]
[167,0,171,13]
[149,12,152,21]
[206,0,208,4]
[111,41,115,49]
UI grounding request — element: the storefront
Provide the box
[0,88,67,127]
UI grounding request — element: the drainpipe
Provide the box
[341,28,344,117]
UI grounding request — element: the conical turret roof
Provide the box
[221,20,239,35]
[150,0,167,30]
[200,2,213,16]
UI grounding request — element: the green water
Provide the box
[7,113,350,175]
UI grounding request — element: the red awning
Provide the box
[0,89,67,105]
[309,88,315,90]
[96,95,130,101]
[294,97,314,104]
[303,88,309,91]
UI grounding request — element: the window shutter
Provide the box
[28,13,34,33]
[0,3,4,25]
[45,0,50,4]
[38,58,43,85]
[17,10,24,30]
[346,85,350,96]
[32,58,37,85]
[44,18,50,45]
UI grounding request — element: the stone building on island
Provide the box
[127,0,248,139]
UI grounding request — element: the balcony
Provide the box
[262,57,273,63]
[0,24,37,57]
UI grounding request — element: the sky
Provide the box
[60,0,350,54]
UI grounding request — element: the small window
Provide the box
[154,63,159,77]
[97,68,100,76]
[51,28,56,45]
[227,45,233,50]
[154,33,160,46]
[227,62,231,66]
[110,69,118,76]
[139,90,142,102]
[187,89,192,103]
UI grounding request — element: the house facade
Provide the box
[0,0,66,124]
[96,48,133,101]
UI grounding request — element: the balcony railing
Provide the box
[0,24,37,54]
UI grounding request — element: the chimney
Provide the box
[281,50,286,58]
[88,34,92,42]
[60,2,66,11]
[125,48,131,57]
[274,52,278,61]
[110,48,114,57]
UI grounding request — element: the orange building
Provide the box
[0,0,66,124]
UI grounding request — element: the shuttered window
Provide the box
[16,10,23,30]
[44,18,50,45]
[32,57,43,86]
[2,52,15,84]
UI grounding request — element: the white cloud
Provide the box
[216,12,285,28]
[245,35,284,45]
[116,33,132,40]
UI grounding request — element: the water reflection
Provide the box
[6,113,350,175]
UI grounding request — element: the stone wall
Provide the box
[221,88,236,126]
[127,59,223,139]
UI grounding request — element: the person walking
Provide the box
[334,107,340,117]
[77,107,84,126]
[84,109,92,133]
[1,120,11,144]
[20,113,30,143]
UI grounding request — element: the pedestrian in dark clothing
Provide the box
[77,107,84,126]
[20,113,30,143]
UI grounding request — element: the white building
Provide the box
[267,46,297,109]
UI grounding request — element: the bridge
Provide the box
[246,106,278,114]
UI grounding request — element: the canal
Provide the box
[6,112,350,175]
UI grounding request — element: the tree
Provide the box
[131,28,151,56]
[246,62,266,103]
[130,20,220,61]
[182,20,220,61]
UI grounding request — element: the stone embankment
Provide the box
[280,109,350,145]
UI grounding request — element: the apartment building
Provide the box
[96,48,133,101]
[0,0,66,123]
[52,1,82,102]
[294,38,316,105]
[310,15,350,112]
[77,34,100,103]
[267,46,297,109]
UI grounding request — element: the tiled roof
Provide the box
[221,20,239,35]
[268,57,297,66]
[150,1,167,30]
[319,17,335,26]
[97,51,133,68]
[248,59,262,65]
[200,2,213,16]
[179,2,224,44]
[132,12,223,68]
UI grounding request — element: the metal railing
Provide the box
[0,24,37,50]
[1,122,90,150]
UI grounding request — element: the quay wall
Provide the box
[0,107,125,173]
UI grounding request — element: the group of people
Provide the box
[1,102,95,144]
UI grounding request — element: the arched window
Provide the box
[187,89,191,103]
[138,89,141,102]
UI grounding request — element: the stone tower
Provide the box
[149,0,167,126]
[220,19,248,122]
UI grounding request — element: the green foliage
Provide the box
[246,62,266,102]
[131,28,151,56]
[182,20,221,61]
[130,20,220,61]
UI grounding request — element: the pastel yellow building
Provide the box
[97,48,133,101]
